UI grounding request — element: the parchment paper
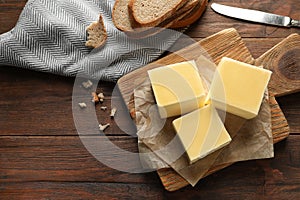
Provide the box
[134,56,274,186]
[134,56,216,170]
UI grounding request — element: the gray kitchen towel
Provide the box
[0,0,183,82]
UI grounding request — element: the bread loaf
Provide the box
[112,0,207,39]
[171,0,208,28]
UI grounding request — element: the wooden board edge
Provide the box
[117,28,292,192]
[255,33,300,97]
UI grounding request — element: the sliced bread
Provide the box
[130,0,187,27]
[173,0,199,15]
[112,0,207,39]
[112,0,137,32]
[126,1,197,39]
[171,0,208,28]
[85,15,107,48]
[112,0,197,33]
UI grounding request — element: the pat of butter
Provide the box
[173,104,231,164]
[148,61,207,118]
[209,57,272,119]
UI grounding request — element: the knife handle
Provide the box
[291,19,300,28]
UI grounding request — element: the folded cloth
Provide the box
[0,0,183,82]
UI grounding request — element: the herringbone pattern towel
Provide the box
[0,0,182,82]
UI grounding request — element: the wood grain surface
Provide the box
[1,0,300,199]
[117,28,299,191]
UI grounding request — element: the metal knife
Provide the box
[211,3,300,28]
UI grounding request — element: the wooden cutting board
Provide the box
[117,28,300,191]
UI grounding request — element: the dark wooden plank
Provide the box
[243,38,283,59]
[0,67,77,136]
[0,0,28,33]
[277,93,300,134]
[0,67,135,136]
[0,136,160,184]
[164,136,300,199]
[1,135,300,199]
[0,182,164,200]
[186,0,300,38]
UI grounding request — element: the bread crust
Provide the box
[112,0,207,39]
[171,0,208,28]
[130,0,187,27]
[114,0,189,35]
[85,15,107,48]
[112,0,135,32]
[126,1,197,39]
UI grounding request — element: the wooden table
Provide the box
[1,0,300,199]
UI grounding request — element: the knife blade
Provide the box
[211,3,300,28]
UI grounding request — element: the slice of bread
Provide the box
[126,1,197,39]
[85,15,107,48]
[173,0,199,15]
[112,0,197,33]
[112,0,137,32]
[130,0,187,27]
[171,0,208,28]
[112,0,207,39]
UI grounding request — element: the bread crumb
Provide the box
[86,15,107,48]
[99,123,110,131]
[78,102,87,108]
[98,92,105,103]
[82,80,93,89]
[101,106,107,111]
[110,107,117,118]
[92,92,100,104]
[130,108,136,119]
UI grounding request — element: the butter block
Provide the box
[209,57,272,119]
[172,104,231,164]
[148,61,207,118]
